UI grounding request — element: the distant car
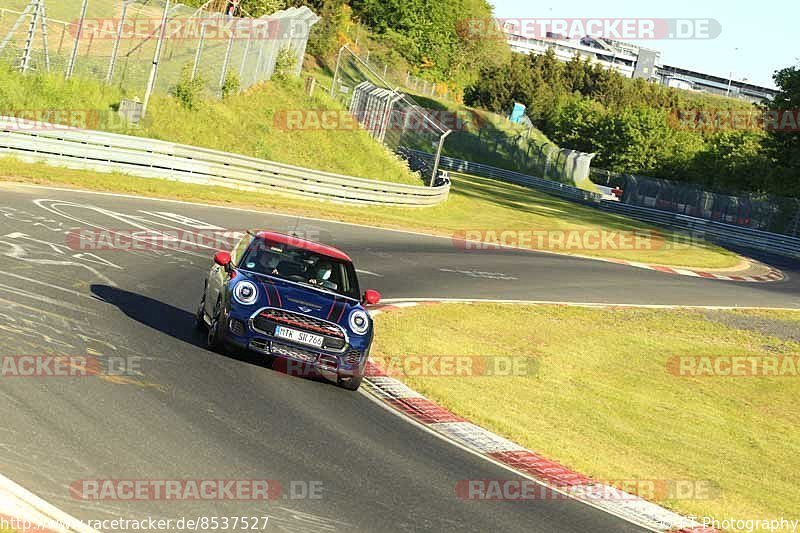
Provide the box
[197,231,381,391]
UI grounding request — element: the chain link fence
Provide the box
[0,0,318,107]
[592,168,800,236]
[330,45,451,185]
[355,51,454,102]
[445,126,572,183]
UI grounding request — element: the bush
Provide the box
[173,64,205,110]
[273,48,297,81]
[221,72,241,100]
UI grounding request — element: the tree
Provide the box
[763,65,800,196]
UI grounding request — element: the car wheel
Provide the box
[207,298,228,353]
[337,375,363,391]
[195,287,207,331]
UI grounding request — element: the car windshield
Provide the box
[240,237,360,300]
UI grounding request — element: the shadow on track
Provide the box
[90,284,328,385]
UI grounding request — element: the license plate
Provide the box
[274,326,324,348]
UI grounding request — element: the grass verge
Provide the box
[0,66,420,185]
[371,304,800,532]
[0,159,739,269]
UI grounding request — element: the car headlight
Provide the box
[233,280,258,305]
[348,309,370,336]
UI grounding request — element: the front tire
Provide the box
[195,287,207,331]
[207,298,228,353]
[337,375,363,391]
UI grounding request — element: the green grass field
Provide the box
[371,304,800,532]
[0,66,421,185]
[0,159,739,269]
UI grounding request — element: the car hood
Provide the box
[239,270,359,324]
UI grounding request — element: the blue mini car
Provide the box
[197,230,381,391]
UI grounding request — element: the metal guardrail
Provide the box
[0,118,450,207]
[407,149,602,204]
[599,201,800,259]
[410,148,800,259]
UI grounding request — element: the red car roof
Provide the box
[255,231,352,262]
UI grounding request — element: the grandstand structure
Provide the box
[501,21,778,104]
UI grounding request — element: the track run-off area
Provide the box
[0,183,798,532]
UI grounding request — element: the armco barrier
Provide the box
[599,201,800,259]
[410,149,800,259]
[406,149,602,204]
[0,118,450,207]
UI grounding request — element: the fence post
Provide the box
[56,22,65,53]
[142,0,170,119]
[19,0,43,73]
[238,30,252,87]
[329,45,344,98]
[430,130,452,187]
[65,0,88,80]
[219,20,236,91]
[106,0,131,84]
[254,27,265,81]
[191,21,207,81]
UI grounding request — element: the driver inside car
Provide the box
[258,251,281,275]
[309,261,337,290]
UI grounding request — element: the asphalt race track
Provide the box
[0,183,798,533]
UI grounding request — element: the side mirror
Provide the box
[363,289,381,305]
[214,251,232,269]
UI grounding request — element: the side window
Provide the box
[231,234,254,266]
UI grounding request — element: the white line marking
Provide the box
[2,182,768,282]
[355,269,383,277]
[358,388,664,533]
[3,272,98,300]
[0,472,99,533]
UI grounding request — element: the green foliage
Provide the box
[273,48,298,81]
[463,49,792,196]
[221,72,241,100]
[763,65,800,196]
[173,64,206,110]
[349,0,507,87]
[306,1,351,56]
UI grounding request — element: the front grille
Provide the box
[345,349,362,365]
[257,309,345,338]
[229,319,246,336]
[250,339,269,354]
[270,343,318,362]
[252,308,347,352]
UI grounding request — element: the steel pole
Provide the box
[142,0,171,119]
[191,22,207,81]
[430,130,452,187]
[65,0,87,79]
[219,20,236,91]
[329,45,344,98]
[106,1,131,84]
